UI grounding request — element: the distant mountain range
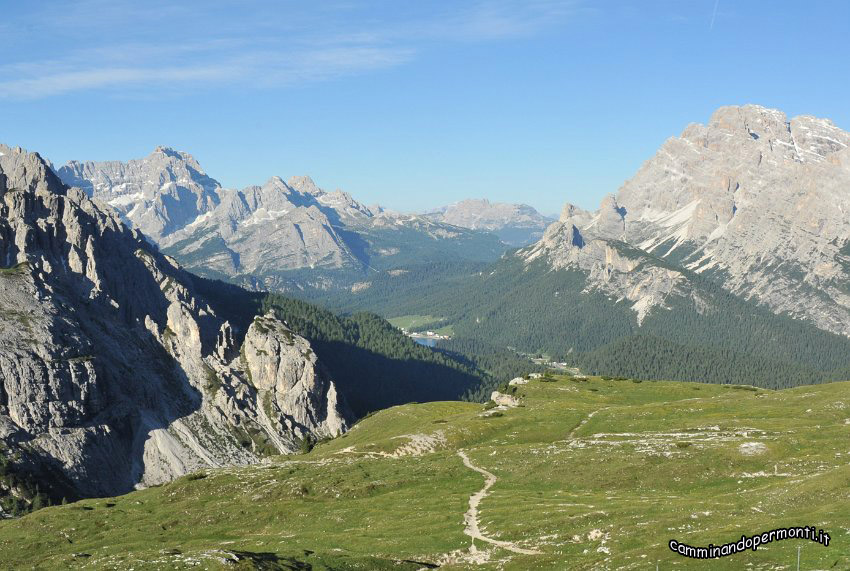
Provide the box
[425,198,554,246]
[56,152,550,292]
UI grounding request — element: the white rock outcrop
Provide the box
[491,391,520,408]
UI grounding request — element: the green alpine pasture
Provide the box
[387,314,455,337]
[2,375,849,569]
[386,314,443,331]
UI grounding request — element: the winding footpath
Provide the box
[457,450,540,556]
[567,406,610,439]
[452,405,614,561]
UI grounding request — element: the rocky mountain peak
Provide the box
[288,175,323,196]
[57,146,222,242]
[455,198,491,209]
[558,203,584,222]
[675,104,850,166]
[266,175,289,188]
[152,145,188,160]
[708,104,791,140]
[0,144,67,197]
[587,194,626,239]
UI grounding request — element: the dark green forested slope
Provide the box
[574,335,817,388]
[302,251,850,390]
[434,337,546,385]
[292,260,493,313]
[353,224,506,269]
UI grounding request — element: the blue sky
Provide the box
[1,1,848,214]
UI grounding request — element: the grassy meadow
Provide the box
[1,375,848,569]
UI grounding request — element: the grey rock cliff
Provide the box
[242,314,346,440]
[0,145,349,497]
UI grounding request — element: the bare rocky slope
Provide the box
[0,144,349,502]
[57,151,505,291]
[425,198,553,246]
[524,104,850,335]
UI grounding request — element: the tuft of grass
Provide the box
[202,364,222,396]
[0,262,30,277]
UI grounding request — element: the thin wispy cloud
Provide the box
[710,0,720,30]
[0,47,413,99]
[454,0,577,40]
[0,0,577,100]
